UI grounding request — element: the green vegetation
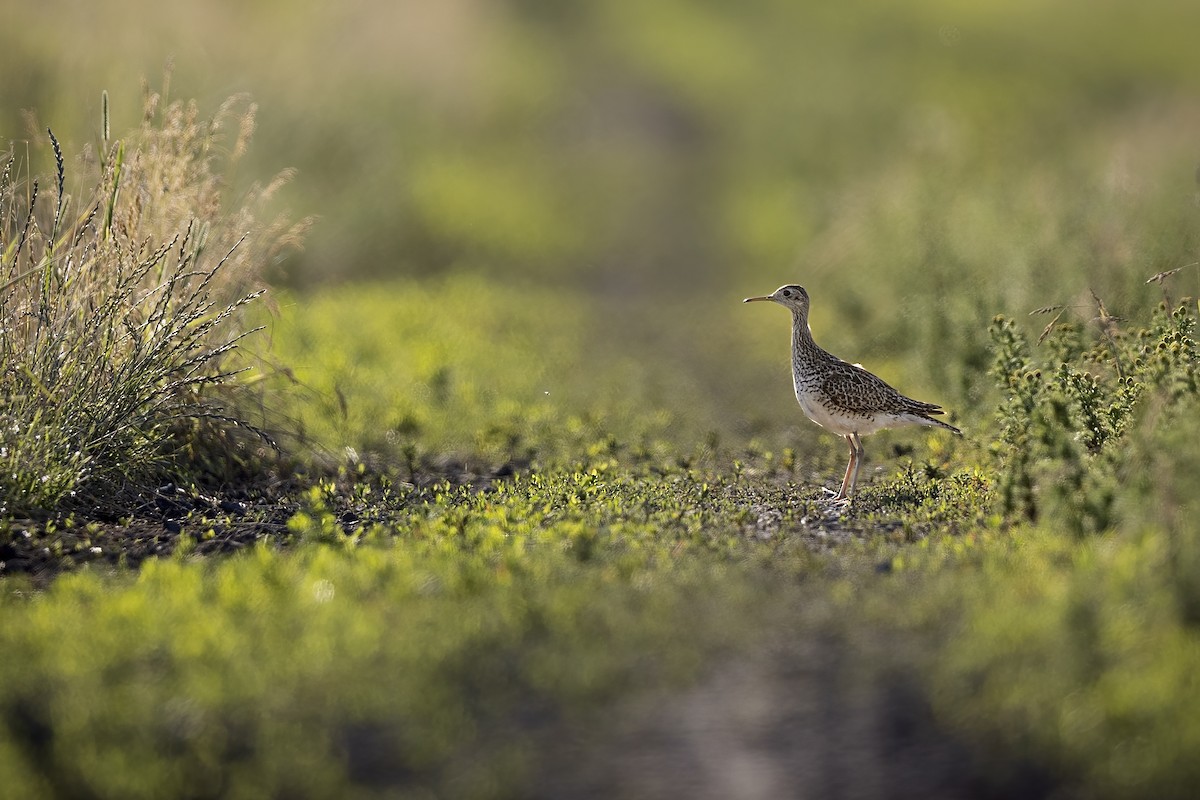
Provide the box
[4,1,1200,797]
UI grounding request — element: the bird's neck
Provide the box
[790,312,827,365]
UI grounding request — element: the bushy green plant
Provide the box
[0,91,308,514]
[988,291,1198,535]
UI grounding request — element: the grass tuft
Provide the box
[0,91,308,515]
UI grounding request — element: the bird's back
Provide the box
[792,348,958,436]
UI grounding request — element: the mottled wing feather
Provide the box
[819,362,943,416]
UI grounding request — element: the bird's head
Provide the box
[743,284,810,316]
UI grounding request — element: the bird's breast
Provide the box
[793,383,849,432]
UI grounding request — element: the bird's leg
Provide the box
[846,433,865,499]
[833,435,857,502]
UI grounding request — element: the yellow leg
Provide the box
[846,433,864,498]
[835,435,858,501]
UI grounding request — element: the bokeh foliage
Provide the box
[5,1,1199,290]
[7,0,1200,417]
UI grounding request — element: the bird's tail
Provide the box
[924,416,962,436]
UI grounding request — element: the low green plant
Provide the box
[0,91,308,514]
[887,463,1200,800]
[988,289,1198,535]
[263,273,737,475]
[0,456,823,798]
[873,284,1200,798]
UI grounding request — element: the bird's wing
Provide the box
[820,363,942,415]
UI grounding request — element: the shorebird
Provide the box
[744,284,961,502]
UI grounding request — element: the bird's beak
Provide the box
[743,295,773,303]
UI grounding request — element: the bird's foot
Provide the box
[817,487,852,508]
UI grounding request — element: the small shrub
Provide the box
[988,291,1199,535]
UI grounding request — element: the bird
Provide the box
[744,284,961,502]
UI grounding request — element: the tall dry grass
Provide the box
[0,88,310,515]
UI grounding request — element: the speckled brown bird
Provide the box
[744,284,961,502]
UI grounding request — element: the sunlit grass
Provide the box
[262,273,744,473]
[0,92,307,514]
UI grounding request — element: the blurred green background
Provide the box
[5,0,1200,443]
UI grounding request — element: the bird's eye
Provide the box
[782,290,791,297]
